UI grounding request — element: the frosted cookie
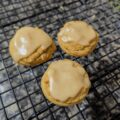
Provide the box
[41,59,91,106]
[9,27,56,66]
[57,21,99,56]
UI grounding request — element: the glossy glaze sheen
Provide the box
[9,27,52,62]
[47,60,90,102]
[58,21,97,46]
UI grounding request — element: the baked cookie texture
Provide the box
[57,21,99,57]
[41,59,91,106]
[9,27,56,66]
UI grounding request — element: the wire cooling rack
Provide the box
[0,0,120,120]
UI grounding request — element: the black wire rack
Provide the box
[0,0,120,120]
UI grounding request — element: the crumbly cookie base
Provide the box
[18,42,56,67]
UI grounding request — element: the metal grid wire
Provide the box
[0,0,120,120]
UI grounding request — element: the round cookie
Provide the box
[9,26,56,66]
[57,21,99,57]
[41,59,91,106]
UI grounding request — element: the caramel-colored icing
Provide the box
[9,27,52,62]
[58,21,97,46]
[47,60,90,102]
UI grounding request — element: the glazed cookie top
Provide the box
[9,27,52,62]
[58,21,97,46]
[47,59,90,102]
